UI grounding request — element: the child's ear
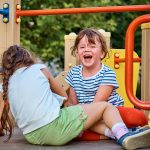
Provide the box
[75,50,79,57]
[100,51,105,60]
[75,49,78,55]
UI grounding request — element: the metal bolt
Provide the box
[3,18,8,23]
[16,18,21,23]
[68,63,72,67]
[115,53,119,58]
[3,3,8,9]
[115,64,119,69]
[16,4,21,10]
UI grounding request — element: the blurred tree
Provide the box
[20,0,149,69]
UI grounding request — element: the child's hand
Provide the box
[63,100,73,107]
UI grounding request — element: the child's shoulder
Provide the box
[31,63,47,69]
[102,64,115,73]
[70,65,82,72]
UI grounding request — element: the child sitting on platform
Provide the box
[65,28,148,140]
[1,45,150,150]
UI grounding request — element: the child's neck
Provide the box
[82,63,102,78]
[14,64,27,72]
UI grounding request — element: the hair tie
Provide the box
[14,45,19,50]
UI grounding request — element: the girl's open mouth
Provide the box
[84,55,92,60]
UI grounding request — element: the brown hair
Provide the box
[71,28,108,60]
[1,45,34,140]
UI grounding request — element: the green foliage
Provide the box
[20,0,149,69]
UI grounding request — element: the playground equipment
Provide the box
[141,23,150,117]
[0,0,150,128]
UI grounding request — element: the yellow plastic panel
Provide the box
[102,49,140,107]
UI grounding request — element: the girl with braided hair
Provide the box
[1,45,35,140]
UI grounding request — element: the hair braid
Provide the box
[1,45,34,141]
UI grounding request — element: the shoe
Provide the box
[137,125,150,131]
[130,125,150,132]
[117,128,150,150]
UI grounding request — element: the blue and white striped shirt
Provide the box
[65,64,124,106]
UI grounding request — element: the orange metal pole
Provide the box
[16,5,150,17]
[125,14,150,110]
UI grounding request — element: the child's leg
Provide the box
[83,102,129,139]
[81,102,125,130]
[81,102,150,149]
[79,106,148,141]
[90,120,115,139]
[76,120,114,141]
[81,102,129,140]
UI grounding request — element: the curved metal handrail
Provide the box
[125,14,150,110]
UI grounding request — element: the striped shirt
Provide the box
[65,64,124,106]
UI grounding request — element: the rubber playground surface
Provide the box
[0,127,150,150]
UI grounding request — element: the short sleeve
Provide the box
[100,69,119,89]
[65,69,74,87]
[37,64,47,69]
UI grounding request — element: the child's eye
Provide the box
[79,46,85,49]
[90,45,96,48]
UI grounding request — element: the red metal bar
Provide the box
[16,5,150,17]
[125,14,150,110]
[115,57,141,63]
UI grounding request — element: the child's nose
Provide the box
[85,46,90,52]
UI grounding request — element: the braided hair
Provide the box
[1,45,34,140]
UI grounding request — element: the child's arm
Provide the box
[64,87,78,106]
[41,68,68,98]
[93,85,114,102]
